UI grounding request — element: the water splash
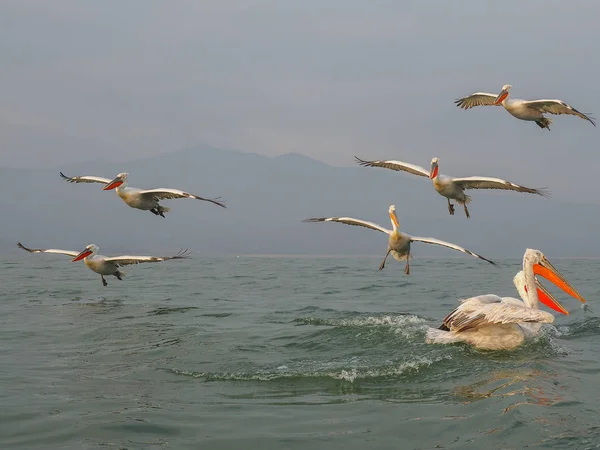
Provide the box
[293,314,426,328]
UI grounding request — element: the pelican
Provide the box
[355,156,548,218]
[60,172,226,217]
[303,205,496,274]
[426,249,586,350]
[17,242,191,286]
[455,84,596,130]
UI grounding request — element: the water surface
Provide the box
[1,255,599,449]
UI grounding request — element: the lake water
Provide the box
[1,255,599,449]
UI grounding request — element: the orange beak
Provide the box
[494,90,508,105]
[429,165,439,180]
[532,257,586,315]
[103,178,123,190]
[72,249,93,262]
[389,212,400,228]
[524,280,569,315]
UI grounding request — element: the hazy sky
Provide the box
[2,1,599,202]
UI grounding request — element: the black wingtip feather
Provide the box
[354,156,371,167]
[171,248,192,259]
[536,188,551,199]
[16,242,35,253]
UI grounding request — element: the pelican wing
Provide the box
[453,176,550,197]
[442,295,555,332]
[354,156,429,178]
[409,236,497,266]
[59,172,112,184]
[523,99,596,126]
[454,92,500,110]
[138,188,226,208]
[303,217,391,234]
[17,242,79,257]
[105,249,191,266]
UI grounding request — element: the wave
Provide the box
[553,317,600,338]
[293,314,426,328]
[169,355,449,383]
[147,306,199,315]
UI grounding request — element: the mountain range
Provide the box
[2,145,597,258]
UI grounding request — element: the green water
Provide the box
[1,255,599,449]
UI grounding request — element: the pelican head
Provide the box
[388,204,400,230]
[494,84,512,105]
[429,157,439,179]
[72,244,99,262]
[103,172,129,190]
[523,248,586,315]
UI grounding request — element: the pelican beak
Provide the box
[72,248,93,262]
[533,256,586,314]
[103,176,123,190]
[389,211,400,228]
[494,89,508,105]
[525,278,569,315]
[429,165,439,179]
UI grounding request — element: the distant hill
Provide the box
[2,145,598,258]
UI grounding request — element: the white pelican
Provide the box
[355,156,548,218]
[17,242,191,286]
[455,84,596,130]
[303,205,496,274]
[426,249,586,350]
[60,172,226,217]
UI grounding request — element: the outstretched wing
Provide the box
[138,188,226,208]
[454,92,500,110]
[59,172,112,184]
[303,217,391,234]
[453,176,550,197]
[354,156,429,178]
[523,99,596,126]
[104,249,192,266]
[409,236,496,266]
[17,242,79,258]
[442,295,555,332]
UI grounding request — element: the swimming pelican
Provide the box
[455,84,596,130]
[355,156,548,218]
[60,172,226,217]
[17,242,191,286]
[426,248,586,350]
[303,205,496,274]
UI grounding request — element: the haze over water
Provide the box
[2,255,599,449]
[2,1,600,449]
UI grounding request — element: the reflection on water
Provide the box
[454,368,564,411]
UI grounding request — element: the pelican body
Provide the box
[17,242,191,286]
[60,172,226,217]
[455,84,596,130]
[355,156,548,218]
[426,249,586,350]
[303,205,496,274]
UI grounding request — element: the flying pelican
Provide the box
[426,248,586,350]
[355,156,548,218]
[455,84,596,130]
[60,172,226,217]
[303,205,496,274]
[17,242,191,286]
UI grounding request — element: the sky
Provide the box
[1,0,599,204]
